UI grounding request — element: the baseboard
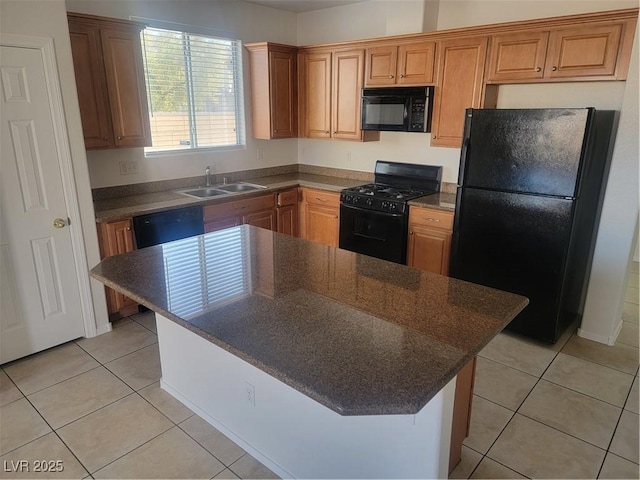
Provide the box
[577,321,622,346]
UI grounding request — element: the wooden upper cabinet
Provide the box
[365,41,436,86]
[246,43,297,139]
[303,52,332,139]
[487,31,549,82]
[545,23,624,79]
[431,37,495,148]
[68,22,111,148]
[487,20,635,83]
[332,49,365,140]
[300,49,378,142]
[68,13,151,149]
[397,41,436,85]
[365,46,397,86]
[100,27,152,148]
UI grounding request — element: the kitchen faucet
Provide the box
[205,166,211,186]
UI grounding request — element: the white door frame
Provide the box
[1,32,97,338]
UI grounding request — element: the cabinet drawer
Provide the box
[203,201,236,222]
[409,207,454,231]
[277,188,298,207]
[303,189,340,208]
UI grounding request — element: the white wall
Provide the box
[436,0,638,29]
[65,0,299,188]
[1,0,109,334]
[296,0,434,45]
[580,29,639,344]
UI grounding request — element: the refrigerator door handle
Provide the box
[457,109,474,187]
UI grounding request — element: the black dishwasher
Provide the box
[133,205,204,248]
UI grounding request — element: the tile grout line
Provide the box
[471,329,571,479]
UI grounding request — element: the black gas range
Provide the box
[339,161,442,264]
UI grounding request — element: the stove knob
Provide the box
[353,196,360,204]
[366,198,374,206]
[345,194,352,202]
[390,203,397,211]
[381,201,388,209]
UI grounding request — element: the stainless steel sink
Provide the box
[177,187,228,198]
[176,182,267,199]
[216,183,267,193]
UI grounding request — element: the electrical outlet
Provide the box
[256,148,264,160]
[119,160,139,175]
[245,382,255,406]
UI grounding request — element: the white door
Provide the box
[1,44,86,363]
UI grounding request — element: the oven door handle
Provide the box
[353,231,387,242]
[340,203,405,218]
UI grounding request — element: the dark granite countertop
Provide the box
[94,173,366,223]
[408,192,457,212]
[91,226,527,416]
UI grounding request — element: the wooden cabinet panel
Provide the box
[545,24,623,79]
[431,37,491,148]
[246,43,297,139]
[407,207,454,276]
[365,45,397,86]
[487,31,549,82]
[97,219,137,315]
[101,28,151,147]
[407,225,452,276]
[301,49,378,142]
[450,358,476,473]
[304,52,332,138]
[365,41,435,86]
[277,188,299,236]
[204,216,240,233]
[300,188,340,247]
[244,209,276,231]
[68,13,150,149]
[68,23,112,148]
[277,204,298,236]
[397,41,436,85]
[332,50,365,140]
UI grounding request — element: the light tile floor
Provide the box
[0,266,638,479]
[451,262,640,480]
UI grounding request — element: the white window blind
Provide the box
[140,26,245,153]
[162,228,249,319]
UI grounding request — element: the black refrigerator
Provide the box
[450,108,616,343]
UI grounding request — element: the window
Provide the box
[140,26,245,153]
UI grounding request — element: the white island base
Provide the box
[156,314,456,479]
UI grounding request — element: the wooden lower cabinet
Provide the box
[405,206,472,472]
[203,193,276,234]
[276,188,299,236]
[407,206,454,276]
[450,358,477,473]
[97,218,138,315]
[299,188,340,247]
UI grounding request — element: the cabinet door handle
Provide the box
[409,231,414,235]
[535,67,541,72]
[117,135,124,140]
[334,215,338,219]
[400,73,405,78]
[389,75,394,79]
[325,131,329,134]
[103,137,109,142]
[126,227,131,231]
[552,66,557,71]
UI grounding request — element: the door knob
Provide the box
[53,218,67,229]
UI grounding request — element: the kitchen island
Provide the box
[91,226,527,478]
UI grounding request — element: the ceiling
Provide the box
[245,0,367,13]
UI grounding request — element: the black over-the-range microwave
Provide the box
[361,86,433,133]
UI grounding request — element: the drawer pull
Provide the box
[409,231,414,235]
[315,197,327,202]
[426,217,440,222]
